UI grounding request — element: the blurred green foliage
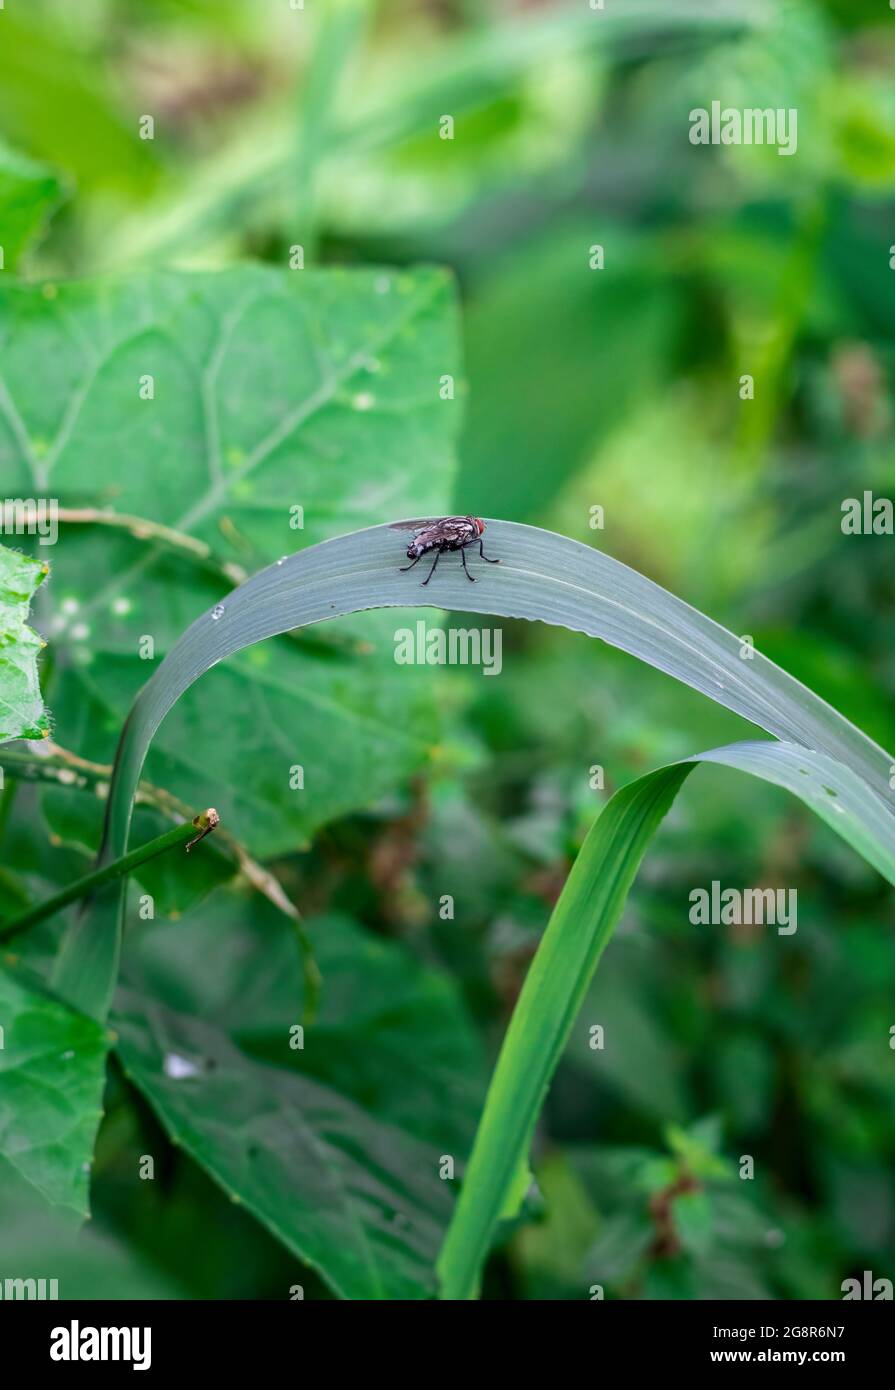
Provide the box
[0,0,894,1300]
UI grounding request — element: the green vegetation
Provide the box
[0,0,893,1301]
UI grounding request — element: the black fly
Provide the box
[391,515,500,585]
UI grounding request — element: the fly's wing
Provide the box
[434,516,476,545]
[389,516,472,548]
[388,517,457,532]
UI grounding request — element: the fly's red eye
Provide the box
[474,517,485,534]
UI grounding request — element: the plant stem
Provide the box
[0,810,219,944]
[0,743,322,1020]
[289,0,370,260]
[55,507,247,585]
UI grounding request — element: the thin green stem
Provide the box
[290,0,371,260]
[0,810,219,944]
[1,744,321,1022]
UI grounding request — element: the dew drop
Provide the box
[211,604,225,621]
[163,1053,201,1080]
[276,556,287,566]
[352,391,375,412]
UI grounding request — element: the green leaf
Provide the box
[666,1115,730,1180]
[673,1190,714,1257]
[437,762,692,1299]
[123,892,487,1152]
[57,517,894,1022]
[437,736,894,1298]
[0,265,460,853]
[0,140,62,271]
[51,517,895,1297]
[0,965,107,1219]
[112,989,454,1301]
[0,541,49,743]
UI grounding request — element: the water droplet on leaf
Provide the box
[163,1053,201,1080]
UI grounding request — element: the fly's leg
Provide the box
[400,553,422,573]
[479,540,500,564]
[460,546,476,582]
[421,548,443,585]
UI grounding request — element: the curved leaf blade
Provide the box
[55,520,895,1020]
[437,760,691,1299]
[436,734,895,1298]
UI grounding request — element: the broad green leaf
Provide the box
[0,965,107,1219]
[0,140,62,271]
[0,541,49,743]
[124,894,487,1152]
[0,265,460,853]
[112,989,454,1301]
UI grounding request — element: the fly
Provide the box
[390,515,500,585]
